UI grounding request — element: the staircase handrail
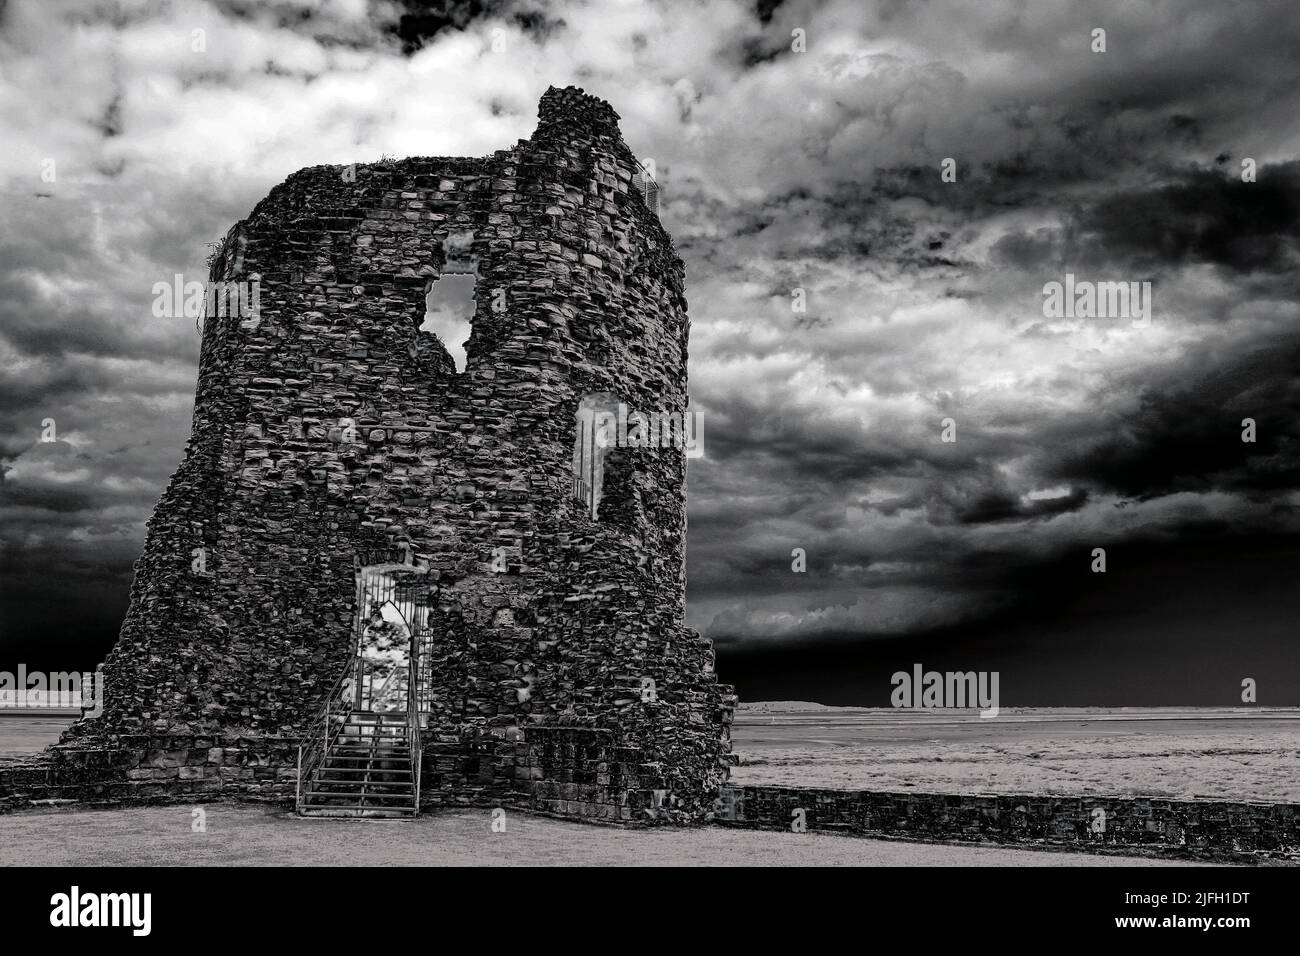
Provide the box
[407,625,422,816]
[295,656,356,813]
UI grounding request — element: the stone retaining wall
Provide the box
[0,736,305,812]
[715,784,1300,861]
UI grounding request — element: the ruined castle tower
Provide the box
[51,86,735,822]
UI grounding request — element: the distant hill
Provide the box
[737,700,837,712]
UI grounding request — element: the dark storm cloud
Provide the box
[389,0,565,54]
[676,0,1300,658]
[955,487,1090,525]
[1076,164,1300,274]
[1044,335,1300,499]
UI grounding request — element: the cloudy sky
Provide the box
[2,0,1299,704]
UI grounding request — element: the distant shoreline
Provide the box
[738,701,1300,716]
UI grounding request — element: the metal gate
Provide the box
[351,561,427,714]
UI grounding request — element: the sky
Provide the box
[2,0,1299,704]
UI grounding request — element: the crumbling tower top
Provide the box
[536,85,624,137]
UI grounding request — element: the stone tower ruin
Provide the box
[42,86,735,822]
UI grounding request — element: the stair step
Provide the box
[327,751,410,759]
[315,768,411,777]
[342,729,409,734]
[315,769,412,779]
[305,793,415,803]
[340,727,408,732]
[303,798,415,805]
[316,765,410,774]
[341,722,408,728]
[335,741,408,747]
[318,770,405,780]
[322,749,408,759]
[317,781,411,788]
[324,751,411,758]
[319,764,410,775]
[310,780,408,790]
[297,704,422,820]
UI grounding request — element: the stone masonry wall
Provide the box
[34,86,734,823]
[716,785,1300,862]
[0,736,304,813]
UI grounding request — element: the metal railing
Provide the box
[407,627,422,814]
[353,658,408,713]
[631,170,660,217]
[295,659,355,814]
[413,624,438,720]
[298,561,429,816]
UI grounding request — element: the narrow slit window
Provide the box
[573,394,618,518]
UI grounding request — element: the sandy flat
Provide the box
[0,715,74,757]
[0,804,1202,866]
[731,706,1300,802]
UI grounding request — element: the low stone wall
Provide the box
[714,784,1300,861]
[419,725,724,824]
[0,735,305,812]
[510,725,696,823]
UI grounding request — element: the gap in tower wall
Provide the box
[422,274,476,374]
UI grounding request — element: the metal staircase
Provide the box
[298,712,419,818]
[296,560,427,820]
